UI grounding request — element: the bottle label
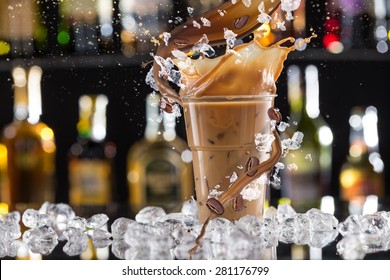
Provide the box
[145,159,178,206]
[69,159,111,205]
[14,138,42,170]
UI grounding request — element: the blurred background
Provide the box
[0,0,389,221]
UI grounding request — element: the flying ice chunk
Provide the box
[187,7,194,16]
[201,17,211,27]
[281,0,301,20]
[257,12,272,24]
[193,20,201,29]
[145,67,159,92]
[135,206,167,224]
[162,32,171,46]
[224,28,238,48]
[277,121,290,132]
[242,0,252,7]
[282,131,304,150]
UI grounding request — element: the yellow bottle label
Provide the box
[69,159,111,205]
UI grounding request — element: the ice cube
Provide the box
[22,225,58,255]
[92,228,113,248]
[260,218,279,247]
[337,235,366,260]
[181,198,199,218]
[135,206,166,224]
[307,208,338,231]
[111,217,135,239]
[86,213,109,230]
[234,215,263,236]
[111,239,130,260]
[0,219,21,241]
[62,227,89,256]
[22,209,49,228]
[0,240,22,258]
[276,203,297,223]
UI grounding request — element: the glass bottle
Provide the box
[339,106,385,209]
[0,66,56,212]
[68,94,115,209]
[0,0,12,58]
[127,92,194,214]
[7,0,35,57]
[60,0,99,55]
[281,65,333,211]
[118,0,172,57]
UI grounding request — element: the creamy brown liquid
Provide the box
[183,96,274,224]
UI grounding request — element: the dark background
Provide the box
[1,0,389,206]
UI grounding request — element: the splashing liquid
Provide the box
[151,0,315,258]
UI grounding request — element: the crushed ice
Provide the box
[1,201,389,259]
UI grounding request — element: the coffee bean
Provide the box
[267,107,282,122]
[233,16,249,29]
[232,194,245,212]
[245,156,260,177]
[174,39,189,48]
[206,198,225,215]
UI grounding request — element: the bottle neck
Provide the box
[77,94,108,142]
[12,67,29,121]
[347,108,368,161]
[12,66,44,124]
[145,93,177,142]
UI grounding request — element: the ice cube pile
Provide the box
[1,199,389,260]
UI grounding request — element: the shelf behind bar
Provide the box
[0,48,390,72]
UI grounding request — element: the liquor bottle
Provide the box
[373,0,389,53]
[339,106,385,206]
[118,0,172,57]
[96,0,115,54]
[281,65,333,211]
[127,92,194,214]
[68,94,115,208]
[0,66,56,212]
[60,0,99,55]
[7,0,35,57]
[33,0,49,56]
[0,142,9,213]
[0,0,12,58]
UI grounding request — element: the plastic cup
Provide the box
[182,95,276,224]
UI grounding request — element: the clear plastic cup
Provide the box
[182,95,276,224]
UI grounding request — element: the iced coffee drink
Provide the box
[150,0,311,225]
[183,95,275,223]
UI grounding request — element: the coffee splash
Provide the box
[174,32,310,97]
[152,0,283,105]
